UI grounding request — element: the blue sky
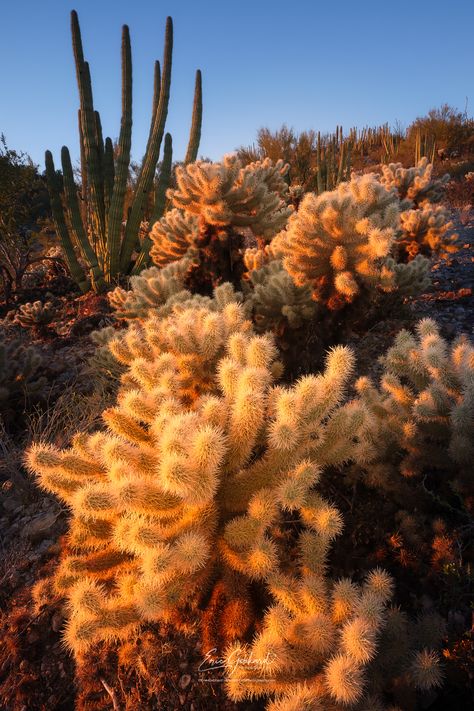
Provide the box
[1,0,473,170]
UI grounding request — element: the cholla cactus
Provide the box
[384,255,431,297]
[170,155,291,238]
[398,204,457,261]
[149,209,200,268]
[14,301,57,332]
[108,255,195,321]
[274,174,400,309]
[355,319,474,496]
[244,259,316,333]
[88,326,126,383]
[225,570,443,709]
[26,293,374,657]
[152,155,293,293]
[0,338,46,414]
[380,158,449,206]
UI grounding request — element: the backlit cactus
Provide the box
[225,568,443,709]
[26,294,376,657]
[355,319,474,497]
[398,204,457,261]
[244,258,316,333]
[380,158,449,206]
[145,155,293,293]
[14,300,57,331]
[273,173,400,309]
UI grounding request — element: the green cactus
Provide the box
[0,338,47,420]
[45,11,203,293]
[13,301,57,333]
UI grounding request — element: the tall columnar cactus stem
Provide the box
[106,24,132,280]
[119,17,173,273]
[61,146,106,291]
[184,69,203,165]
[132,132,174,274]
[44,151,89,292]
[72,10,107,260]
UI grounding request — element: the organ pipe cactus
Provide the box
[45,11,203,292]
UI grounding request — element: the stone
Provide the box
[21,511,58,540]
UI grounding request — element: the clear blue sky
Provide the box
[1,0,473,171]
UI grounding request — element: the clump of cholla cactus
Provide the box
[355,319,473,506]
[0,337,46,422]
[148,155,292,293]
[25,295,445,711]
[380,158,457,262]
[380,158,449,206]
[398,204,457,261]
[13,300,57,335]
[272,173,401,309]
[27,294,367,651]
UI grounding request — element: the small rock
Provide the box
[2,498,21,513]
[21,511,58,540]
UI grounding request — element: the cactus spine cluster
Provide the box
[45,12,203,292]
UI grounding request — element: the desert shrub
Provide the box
[407,105,474,157]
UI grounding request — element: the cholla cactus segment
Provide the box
[0,338,46,408]
[384,255,431,297]
[108,255,195,321]
[14,301,57,329]
[169,154,292,239]
[398,204,458,261]
[245,259,317,332]
[275,173,400,308]
[149,209,200,268]
[355,319,474,485]
[380,158,449,206]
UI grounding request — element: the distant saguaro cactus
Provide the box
[45,11,203,292]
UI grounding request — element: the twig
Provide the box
[100,677,123,711]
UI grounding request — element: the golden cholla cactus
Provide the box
[108,255,195,321]
[225,561,443,708]
[26,294,375,657]
[149,209,200,268]
[380,158,450,206]
[244,258,316,333]
[355,319,473,496]
[169,154,291,238]
[398,204,458,261]
[274,173,400,309]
